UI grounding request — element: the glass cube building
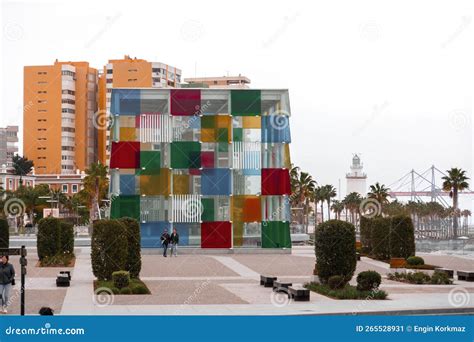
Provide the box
[109,88,292,249]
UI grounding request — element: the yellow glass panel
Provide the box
[216,116,231,128]
[242,116,261,129]
[233,222,244,247]
[283,144,291,169]
[120,127,137,141]
[173,174,190,194]
[119,116,136,128]
[140,169,171,195]
[201,128,215,142]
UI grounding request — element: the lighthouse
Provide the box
[346,154,367,196]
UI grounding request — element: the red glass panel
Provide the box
[110,141,140,169]
[201,221,231,248]
[201,151,215,168]
[170,89,201,116]
[261,168,291,195]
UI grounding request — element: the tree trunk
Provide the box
[320,203,324,222]
[327,200,331,220]
[453,188,458,237]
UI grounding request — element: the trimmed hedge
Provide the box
[370,217,391,260]
[119,217,141,278]
[328,275,346,289]
[0,219,9,249]
[91,220,128,281]
[112,271,130,289]
[390,215,415,259]
[315,220,356,283]
[406,256,424,266]
[60,221,75,255]
[356,270,382,291]
[37,217,61,260]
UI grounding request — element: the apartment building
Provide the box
[0,125,19,168]
[23,60,98,174]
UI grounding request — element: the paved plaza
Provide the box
[4,247,474,315]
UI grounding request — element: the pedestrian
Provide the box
[169,227,179,257]
[0,254,15,314]
[39,307,54,315]
[160,228,170,257]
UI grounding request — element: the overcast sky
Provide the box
[1,0,473,209]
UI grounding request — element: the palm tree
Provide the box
[343,192,362,225]
[83,161,109,223]
[12,155,34,186]
[461,209,471,231]
[295,171,316,233]
[314,186,327,223]
[367,182,391,206]
[330,200,344,220]
[323,184,337,220]
[442,168,470,237]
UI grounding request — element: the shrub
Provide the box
[431,271,452,285]
[131,285,149,294]
[59,221,75,255]
[359,216,372,252]
[406,256,424,266]
[40,254,74,267]
[315,220,356,283]
[328,275,346,290]
[112,271,130,289]
[390,215,415,259]
[91,220,128,280]
[0,219,9,249]
[118,217,141,278]
[370,217,391,260]
[37,217,61,260]
[406,271,430,284]
[356,271,382,291]
[111,287,120,295]
[120,287,132,295]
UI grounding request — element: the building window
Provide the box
[107,69,113,74]
[8,179,13,189]
[37,71,48,75]
[62,99,75,105]
[62,70,75,77]
[62,90,75,95]
[72,184,78,193]
[106,79,113,83]
[61,146,75,151]
[38,100,47,104]
[62,184,68,193]
[62,108,75,114]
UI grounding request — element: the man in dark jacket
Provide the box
[160,229,170,257]
[0,255,15,314]
[169,227,179,257]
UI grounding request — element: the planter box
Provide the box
[390,258,406,268]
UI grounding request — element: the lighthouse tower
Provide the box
[346,154,367,196]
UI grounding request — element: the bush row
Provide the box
[91,218,141,281]
[0,219,9,249]
[37,217,75,260]
[360,215,415,260]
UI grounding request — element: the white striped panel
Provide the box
[232,142,261,169]
[139,114,171,143]
[170,194,201,223]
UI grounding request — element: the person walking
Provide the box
[169,227,179,257]
[0,255,15,314]
[160,228,170,257]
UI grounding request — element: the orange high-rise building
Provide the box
[23,60,98,174]
[97,55,181,164]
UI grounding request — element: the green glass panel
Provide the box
[231,90,261,116]
[216,128,228,142]
[261,221,291,248]
[218,142,228,152]
[139,151,161,175]
[201,198,215,221]
[233,128,243,142]
[110,195,140,220]
[201,116,215,129]
[233,222,244,247]
[170,142,201,168]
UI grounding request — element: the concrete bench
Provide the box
[434,268,454,278]
[457,270,474,281]
[260,275,277,288]
[288,286,310,301]
[273,281,292,292]
[56,274,70,287]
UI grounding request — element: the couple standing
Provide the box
[160,227,179,257]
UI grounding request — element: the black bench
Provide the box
[60,271,71,280]
[434,268,454,278]
[457,270,474,282]
[260,275,277,288]
[288,286,310,301]
[273,281,292,292]
[56,273,70,287]
[356,252,361,261]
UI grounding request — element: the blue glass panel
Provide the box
[170,223,190,246]
[261,115,291,143]
[111,89,141,115]
[201,168,231,195]
[242,168,260,176]
[119,174,136,195]
[140,221,170,248]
